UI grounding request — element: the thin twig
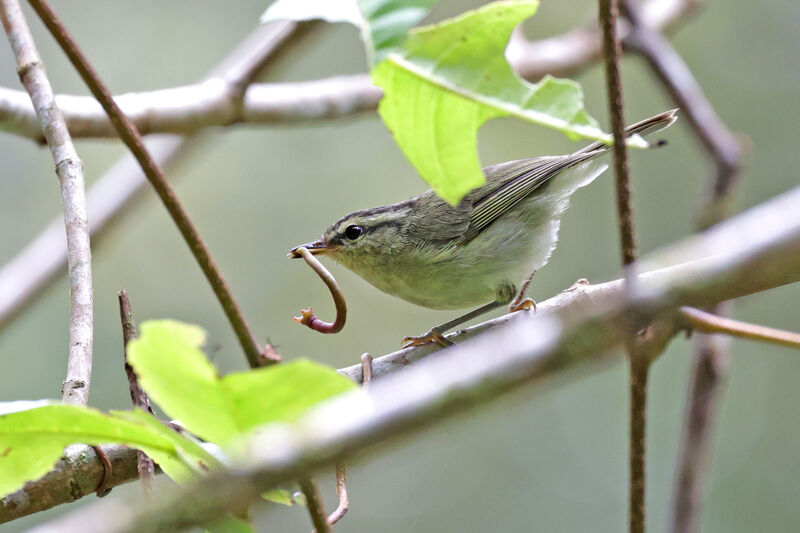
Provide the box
[618,4,745,532]
[0,0,697,141]
[316,464,348,532]
[598,1,651,532]
[299,478,331,533]
[27,0,275,369]
[680,306,800,349]
[0,21,301,335]
[0,0,94,405]
[669,326,730,533]
[118,289,156,496]
[293,247,347,334]
[25,187,800,533]
[621,0,742,229]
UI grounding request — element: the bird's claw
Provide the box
[401,328,453,348]
[509,298,536,313]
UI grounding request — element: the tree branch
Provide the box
[8,183,800,527]
[25,181,800,533]
[0,21,301,335]
[0,0,94,405]
[0,0,698,141]
[27,0,279,368]
[618,3,745,532]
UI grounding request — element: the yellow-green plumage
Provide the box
[293,110,677,312]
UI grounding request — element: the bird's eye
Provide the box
[344,225,364,240]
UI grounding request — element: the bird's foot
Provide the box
[509,298,536,313]
[401,327,453,349]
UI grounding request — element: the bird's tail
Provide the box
[575,108,679,155]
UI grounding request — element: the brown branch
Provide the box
[680,306,800,349]
[299,478,330,533]
[0,0,94,405]
[621,0,742,229]
[25,182,800,533]
[293,247,347,334]
[27,0,275,369]
[117,289,156,496]
[669,326,730,533]
[0,445,141,523]
[0,0,697,141]
[0,21,301,335]
[599,1,650,532]
[618,3,745,532]
[6,182,800,524]
[0,22,300,523]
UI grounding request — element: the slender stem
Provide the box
[598,1,650,532]
[618,4,744,531]
[26,0,274,368]
[680,306,800,349]
[0,0,94,405]
[118,289,156,496]
[299,478,331,533]
[0,21,301,335]
[319,464,348,531]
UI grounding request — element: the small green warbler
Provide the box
[290,109,677,347]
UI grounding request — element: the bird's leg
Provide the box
[509,270,537,313]
[401,301,504,349]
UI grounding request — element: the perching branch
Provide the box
[25,182,800,533]
[0,0,697,141]
[0,21,301,523]
[0,21,301,334]
[0,0,94,405]
[8,184,800,527]
[27,0,276,368]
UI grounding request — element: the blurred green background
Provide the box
[1,0,798,531]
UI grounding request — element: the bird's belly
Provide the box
[350,221,556,310]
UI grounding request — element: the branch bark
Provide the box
[618,3,745,531]
[8,183,800,527]
[0,0,697,141]
[28,0,280,368]
[25,182,800,533]
[0,21,301,335]
[0,0,93,405]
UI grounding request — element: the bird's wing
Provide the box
[465,151,602,238]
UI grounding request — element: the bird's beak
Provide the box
[287,239,334,258]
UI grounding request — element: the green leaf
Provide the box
[372,0,623,205]
[0,403,189,498]
[263,488,300,506]
[260,0,436,64]
[207,516,257,533]
[128,320,357,446]
[111,409,223,483]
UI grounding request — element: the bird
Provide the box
[289,109,677,347]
